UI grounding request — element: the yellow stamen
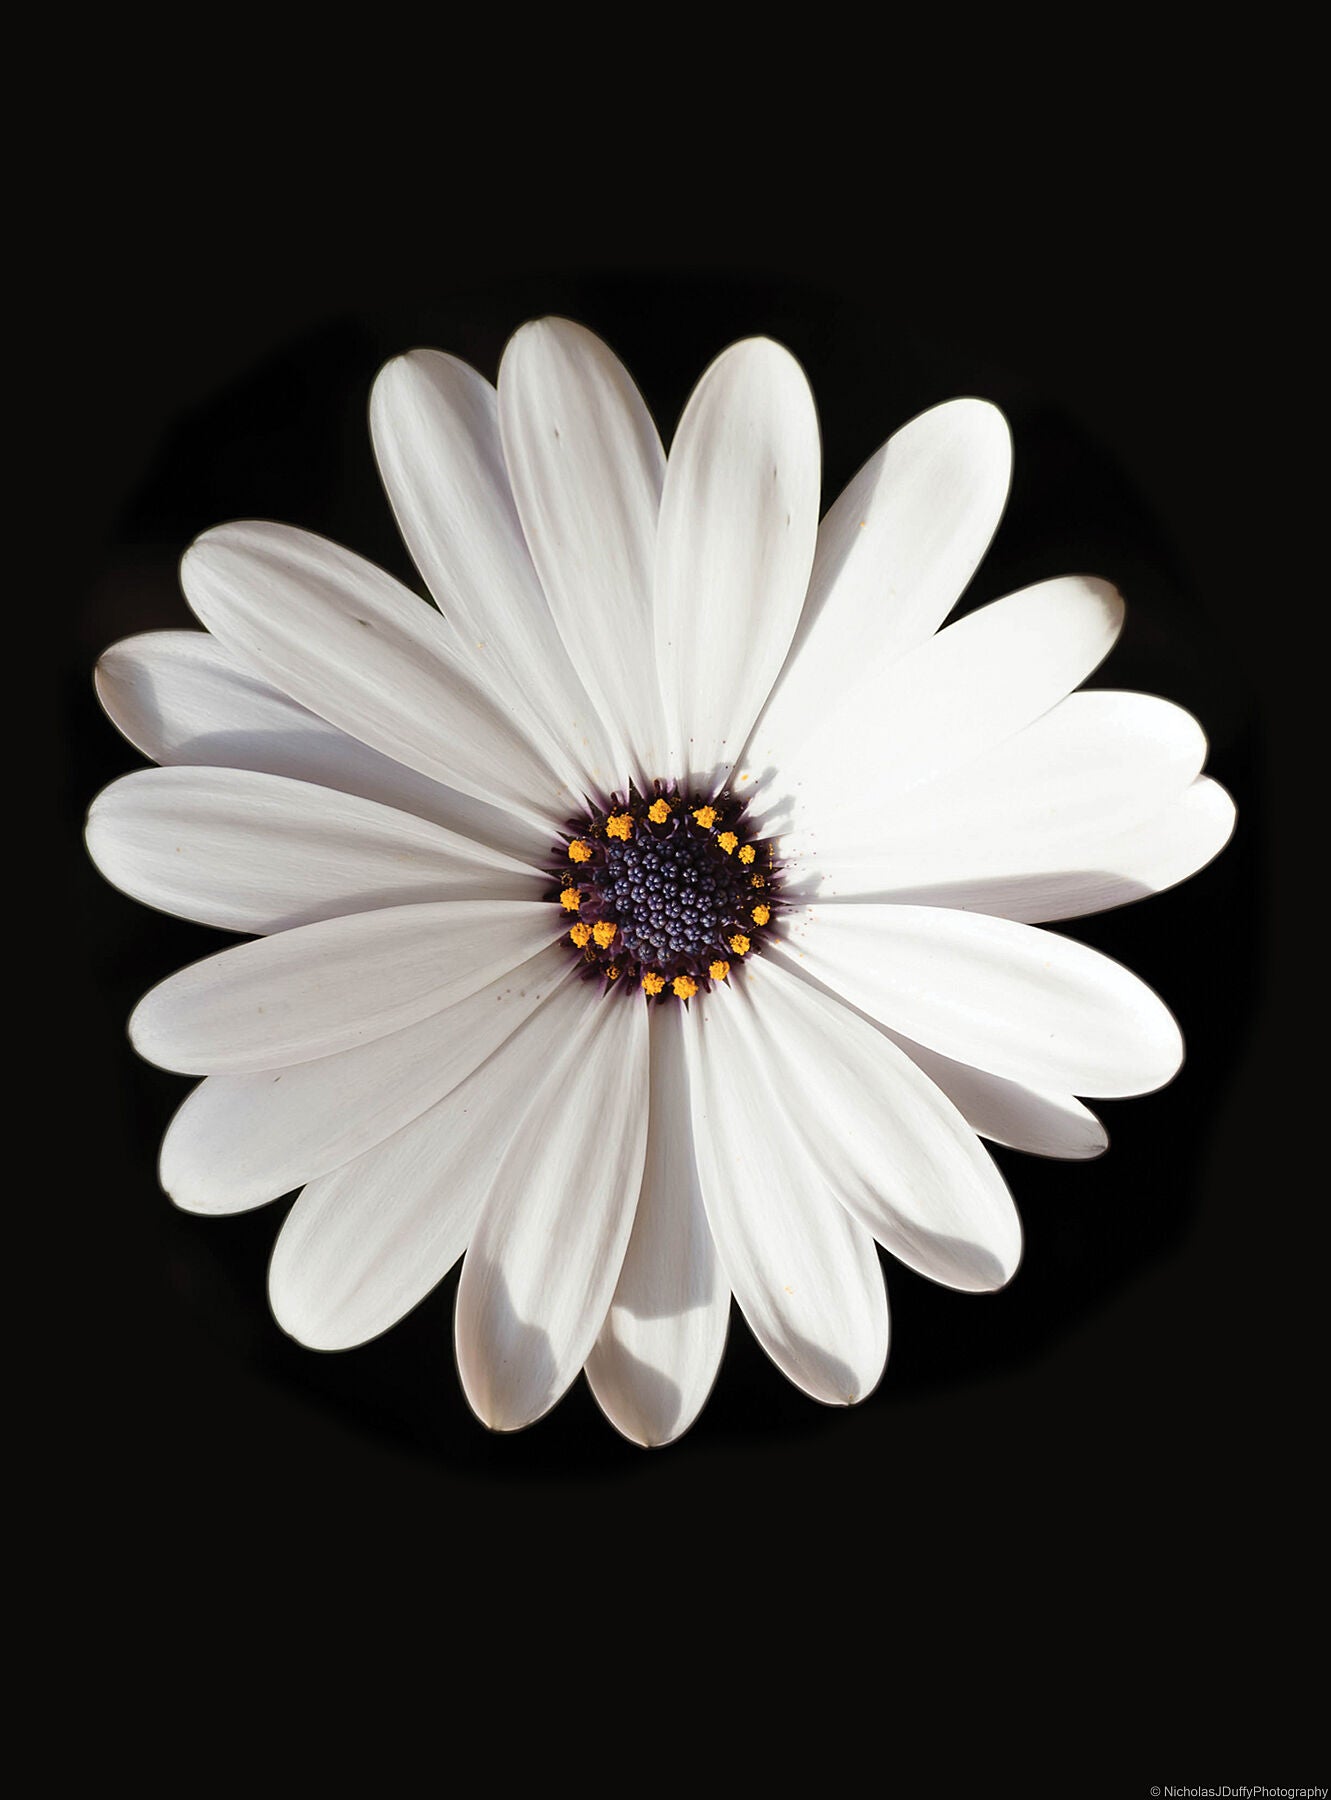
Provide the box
[592,920,617,949]
[569,922,592,947]
[559,887,582,912]
[672,975,698,999]
[568,839,593,863]
[692,805,718,829]
[751,904,771,926]
[737,844,756,865]
[606,965,620,982]
[717,831,738,855]
[729,933,751,956]
[605,812,633,841]
[709,959,730,982]
[641,972,665,996]
[751,873,766,888]
[647,798,671,824]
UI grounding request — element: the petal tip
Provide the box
[1089,575,1127,632]
[944,394,1012,440]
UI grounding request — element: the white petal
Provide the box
[744,576,1125,835]
[456,988,650,1431]
[269,969,591,1350]
[94,631,550,862]
[753,398,1011,777]
[655,338,821,787]
[370,348,620,798]
[181,522,583,829]
[858,775,1237,924]
[684,985,889,1404]
[585,1002,729,1447]
[781,903,1183,1098]
[792,690,1208,898]
[498,319,667,788]
[886,1028,1108,1161]
[162,946,571,1214]
[130,900,562,1074]
[86,766,545,934]
[736,958,1021,1291]
[771,938,1107,1159]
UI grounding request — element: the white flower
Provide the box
[87,317,1235,1447]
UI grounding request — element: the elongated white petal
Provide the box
[181,521,581,828]
[585,1002,729,1447]
[86,766,545,934]
[847,775,1238,923]
[94,631,552,862]
[498,319,667,788]
[780,904,1183,1098]
[753,399,1011,776]
[792,690,1208,895]
[744,576,1124,834]
[734,959,1021,1290]
[130,900,562,1074]
[269,971,593,1350]
[887,1028,1107,1160]
[775,948,1107,1158]
[685,987,888,1404]
[456,989,650,1431]
[370,348,619,799]
[163,947,571,1214]
[655,339,821,787]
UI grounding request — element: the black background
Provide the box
[36,58,1312,1789]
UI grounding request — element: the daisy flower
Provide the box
[87,318,1235,1446]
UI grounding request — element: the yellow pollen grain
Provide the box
[647,798,671,824]
[737,844,756,864]
[717,831,738,855]
[569,922,591,948]
[568,839,592,863]
[751,873,766,888]
[641,972,665,996]
[672,975,698,1000]
[709,959,730,981]
[606,965,620,981]
[692,805,718,829]
[592,920,617,949]
[559,888,582,912]
[606,812,633,841]
[729,933,751,956]
[751,904,771,926]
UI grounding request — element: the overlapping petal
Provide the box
[269,966,590,1350]
[784,690,1207,896]
[498,319,667,788]
[86,766,545,934]
[856,775,1235,924]
[585,1002,729,1447]
[750,397,1011,780]
[370,346,619,799]
[130,900,562,1074]
[181,521,584,829]
[886,1028,1108,1161]
[712,959,1022,1292]
[685,985,889,1405]
[94,630,551,862]
[455,983,650,1431]
[746,576,1125,836]
[162,946,571,1214]
[655,338,821,788]
[779,904,1183,1097]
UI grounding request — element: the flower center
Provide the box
[552,788,779,999]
